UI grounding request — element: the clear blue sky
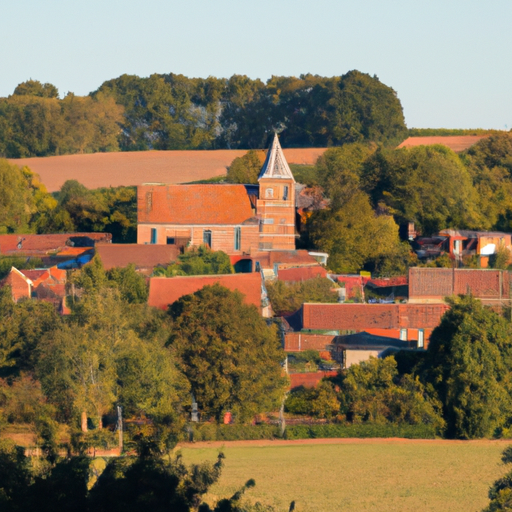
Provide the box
[2,0,511,130]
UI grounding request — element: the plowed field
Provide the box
[9,148,327,192]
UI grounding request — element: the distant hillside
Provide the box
[9,148,327,192]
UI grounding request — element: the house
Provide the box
[0,233,111,268]
[0,233,111,256]
[438,229,512,268]
[230,250,321,278]
[95,243,180,274]
[408,267,512,307]
[147,272,270,316]
[1,266,66,304]
[328,332,416,369]
[137,134,297,254]
[284,302,449,350]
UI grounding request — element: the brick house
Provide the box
[284,302,448,350]
[408,267,512,307]
[1,266,67,304]
[137,134,296,254]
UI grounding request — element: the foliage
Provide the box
[154,245,234,277]
[69,256,148,303]
[188,423,281,442]
[284,422,437,440]
[335,357,445,430]
[285,381,340,419]
[0,256,43,280]
[37,286,188,433]
[425,295,512,439]
[168,284,288,422]
[0,442,270,512]
[489,245,512,270]
[309,190,409,274]
[38,181,137,243]
[0,87,123,157]
[482,445,512,512]
[408,128,500,137]
[91,71,407,152]
[227,150,266,184]
[266,276,338,316]
[362,145,482,235]
[0,289,60,375]
[0,159,56,234]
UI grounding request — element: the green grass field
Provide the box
[179,441,510,512]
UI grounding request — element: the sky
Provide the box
[1,0,511,130]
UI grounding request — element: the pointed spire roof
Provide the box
[258,133,295,182]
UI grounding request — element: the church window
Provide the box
[234,227,241,251]
[265,188,274,198]
[283,185,289,200]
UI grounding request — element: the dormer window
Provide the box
[266,188,274,198]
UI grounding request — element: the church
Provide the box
[137,134,297,253]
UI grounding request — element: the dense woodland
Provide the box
[0,72,409,157]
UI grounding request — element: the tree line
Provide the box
[0,72,408,157]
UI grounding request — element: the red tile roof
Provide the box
[96,244,180,271]
[367,276,408,288]
[0,233,111,255]
[148,273,262,311]
[397,136,488,153]
[301,303,448,331]
[278,265,328,282]
[138,184,256,225]
[409,267,512,303]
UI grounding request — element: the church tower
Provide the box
[256,134,296,250]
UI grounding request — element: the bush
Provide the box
[285,423,436,440]
[188,423,280,442]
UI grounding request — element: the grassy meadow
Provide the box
[179,440,510,512]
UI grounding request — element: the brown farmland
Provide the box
[9,148,327,192]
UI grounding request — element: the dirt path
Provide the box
[177,437,512,449]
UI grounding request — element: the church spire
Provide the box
[258,133,295,182]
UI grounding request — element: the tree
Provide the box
[226,150,266,184]
[266,277,338,316]
[425,295,512,439]
[362,145,482,235]
[13,80,59,98]
[308,190,407,274]
[154,246,234,276]
[0,289,60,375]
[336,357,444,428]
[482,445,512,511]
[168,284,288,422]
[330,70,407,146]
